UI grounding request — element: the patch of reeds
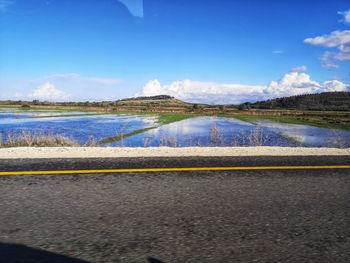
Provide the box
[326,130,347,148]
[246,127,268,146]
[159,134,178,147]
[0,131,96,147]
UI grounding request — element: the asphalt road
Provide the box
[0,156,349,263]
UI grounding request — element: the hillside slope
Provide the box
[114,95,193,112]
[247,92,350,111]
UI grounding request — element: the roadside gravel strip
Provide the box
[0,147,349,159]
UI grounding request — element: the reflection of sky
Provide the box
[256,121,350,147]
[0,108,87,119]
[112,117,295,147]
[1,109,349,147]
[0,109,158,144]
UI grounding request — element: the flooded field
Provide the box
[1,108,349,147]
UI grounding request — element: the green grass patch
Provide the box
[100,113,196,144]
[99,127,157,144]
[234,115,306,125]
[106,112,197,124]
[0,105,19,109]
[157,113,196,125]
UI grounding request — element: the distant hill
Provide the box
[120,95,175,101]
[246,92,350,111]
[114,95,194,112]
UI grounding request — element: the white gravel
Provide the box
[0,147,349,159]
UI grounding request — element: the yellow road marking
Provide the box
[0,165,349,176]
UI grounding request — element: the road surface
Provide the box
[0,156,349,262]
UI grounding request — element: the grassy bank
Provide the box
[100,113,196,144]
[233,114,350,130]
[99,127,157,144]
[157,113,196,125]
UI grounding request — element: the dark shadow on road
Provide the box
[0,242,89,263]
[148,257,165,263]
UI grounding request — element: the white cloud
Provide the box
[322,79,349,92]
[29,82,70,101]
[136,72,349,104]
[338,9,350,24]
[136,79,267,104]
[304,30,350,47]
[321,51,340,68]
[305,30,350,67]
[290,65,307,72]
[34,73,123,101]
[304,11,350,68]
[2,73,126,102]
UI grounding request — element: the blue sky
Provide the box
[0,0,349,103]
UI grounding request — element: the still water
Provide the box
[1,109,349,147]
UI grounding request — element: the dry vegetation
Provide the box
[0,131,98,148]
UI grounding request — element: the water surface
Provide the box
[1,108,349,147]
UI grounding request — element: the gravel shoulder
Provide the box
[0,146,349,159]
